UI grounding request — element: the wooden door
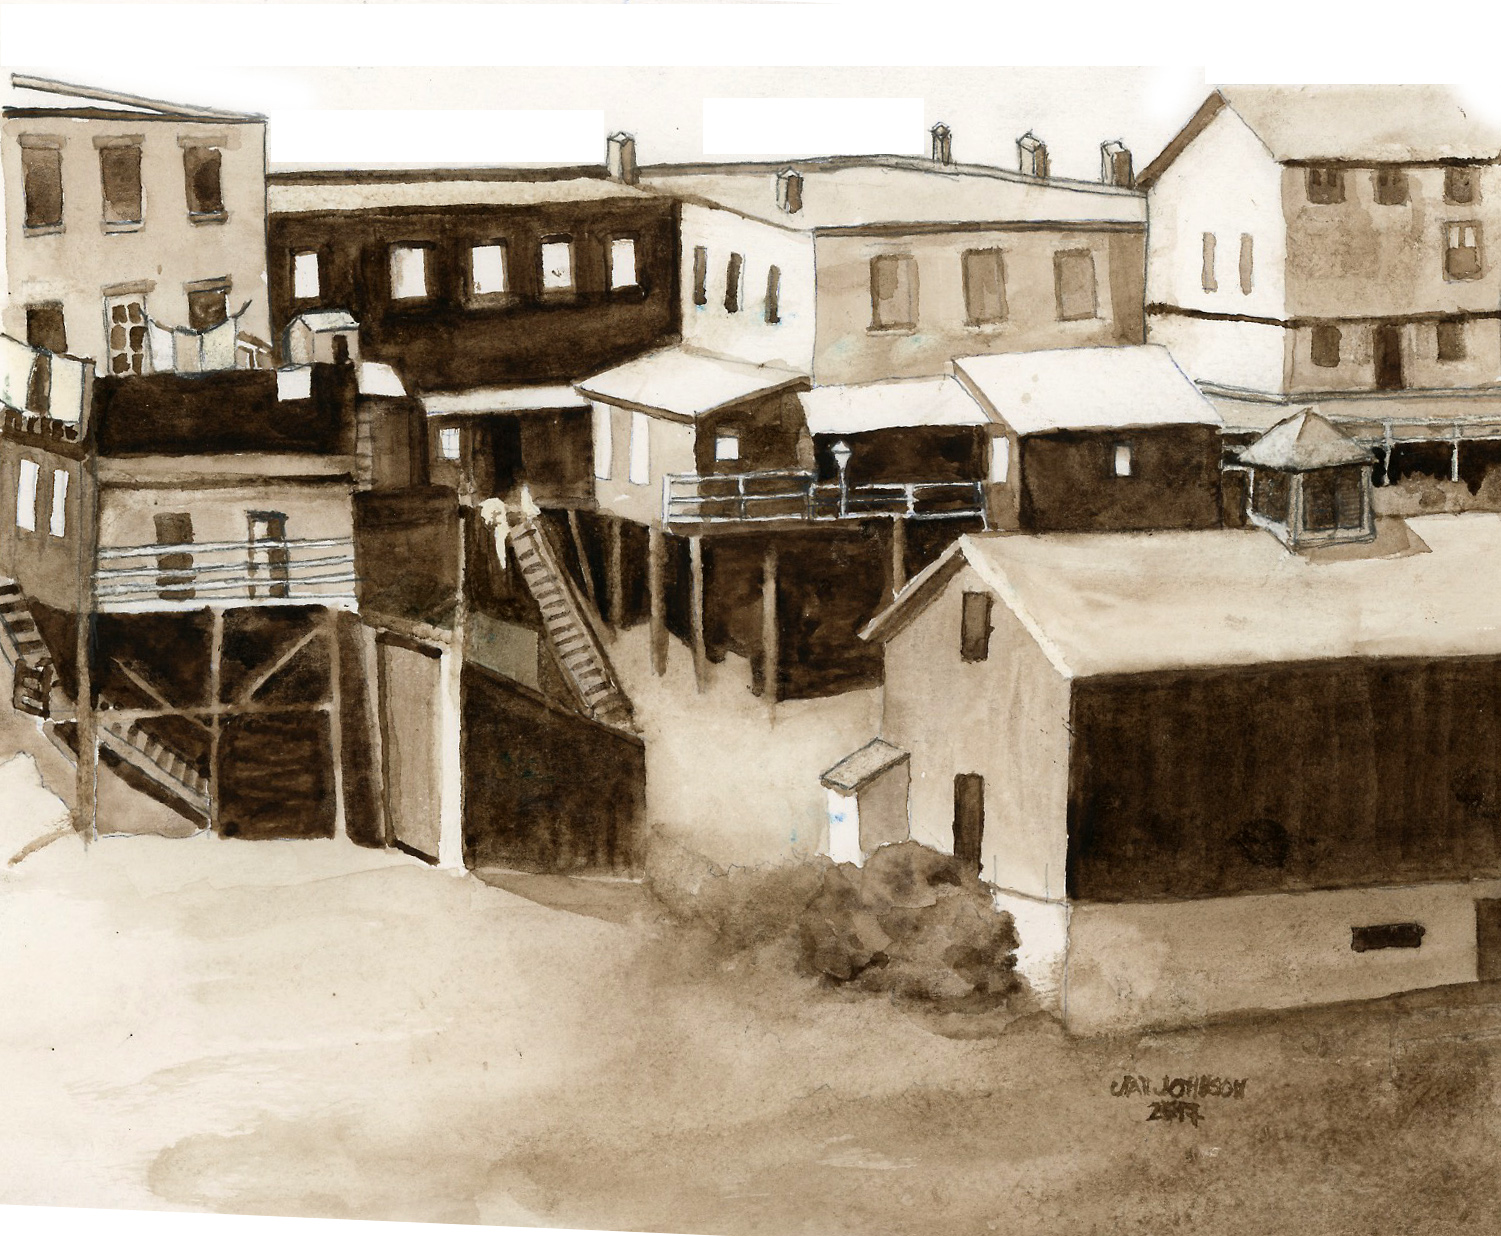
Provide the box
[377,636,444,861]
[1374,323,1404,390]
[1477,899,1501,981]
[104,294,148,376]
[953,772,984,872]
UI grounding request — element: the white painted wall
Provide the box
[1146,311,1287,394]
[1064,877,1501,1035]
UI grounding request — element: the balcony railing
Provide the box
[93,536,357,613]
[663,470,987,527]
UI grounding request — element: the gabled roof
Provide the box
[952,345,1222,437]
[1238,409,1376,471]
[820,739,909,794]
[575,347,808,422]
[639,156,1143,233]
[863,515,1501,678]
[799,377,989,436]
[3,74,263,123]
[1139,85,1501,186]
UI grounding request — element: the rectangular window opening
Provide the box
[609,236,639,290]
[471,242,509,297]
[1446,222,1483,281]
[1374,167,1409,206]
[1446,167,1477,205]
[1201,232,1217,293]
[692,246,709,307]
[963,248,1007,326]
[48,469,68,538]
[99,142,144,225]
[1054,249,1098,321]
[292,250,321,301]
[1351,923,1425,952]
[390,245,429,300]
[725,253,744,314]
[16,460,39,532]
[183,144,224,217]
[870,253,917,330]
[715,433,740,462]
[1306,166,1345,205]
[1438,317,1468,362]
[1311,324,1342,368]
[1113,442,1133,477]
[21,144,63,230]
[437,425,461,461]
[1239,234,1254,295]
[960,590,992,663]
[765,266,781,325]
[989,435,1010,484]
[541,237,575,294]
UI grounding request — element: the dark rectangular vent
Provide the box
[1351,923,1425,952]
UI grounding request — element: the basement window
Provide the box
[1351,923,1425,952]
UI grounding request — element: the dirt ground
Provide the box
[1,716,1500,1236]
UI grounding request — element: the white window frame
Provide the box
[989,435,1010,484]
[292,250,320,301]
[541,238,575,293]
[48,468,68,537]
[609,237,638,290]
[470,243,509,297]
[390,245,429,300]
[629,411,651,486]
[1113,442,1134,477]
[438,425,461,461]
[16,459,38,531]
[714,433,740,462]
[593,404,613,480]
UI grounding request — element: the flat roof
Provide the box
[800,377,989,436]
[953,345,1222,436]
[869,515,1501,678]
[268,177,655,214]
[640,157,1144,233]
[423,385,589,417]
[821,739,909,794]
[576,347,808,421]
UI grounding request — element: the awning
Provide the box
[576,346,808,422]
[820,739,909,794]
[423,384,590,418]
[800,377,989,436]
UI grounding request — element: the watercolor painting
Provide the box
[5,21,1501,1236]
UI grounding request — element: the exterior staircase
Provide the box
[0,578,55,717]
[94,708,210,819]
[509,517,635,732]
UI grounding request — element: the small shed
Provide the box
[1240,409,1375,549]
[819,738,910,865]
[285,310,360,367]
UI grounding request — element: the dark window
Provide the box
[25,303,67,354]
[1335,467,1365,529]
[1438,317,1468,362]
[183,145,224,217]
[187,286,229,331]
[960,591,992,662]
[154,512,196,601]
[1054,249,1097,321]
[1445,167,1477,205]
[953,773,984,872]
[1201,232,1217,293]
[1311,324,1342,368]
[724,252,743,313]
[870,254,917,330]
[248,512,290,599]
[765,265,781,324]
[1302,470,1339,532]
[99,143,143,225]
[692,245,708,307]
[26,353,51,416]
[1373,167,1408,205]
[962,248,1007,325]
[1351,923,1425,952]
[1251,469,1290,524]
[1306,166,1345,204]
[1239,233,1254,294]
[21,144,63,229]
[1446,222,1483,280]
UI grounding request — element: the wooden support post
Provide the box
[1382,420,1394,486]
[73,610,97,842]
[326,609,347,841]
[437,505,469,870]
[207,607,224,835]
[689,535,707,691]
[567,509,599,611]
[890,517,908,599]
[607,516,624,628]
[648,521,667,676]
[759,543,779,704]
[359,622,390,847]
[1451,425,1462,484]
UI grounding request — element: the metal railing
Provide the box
[94,536,357,612]
[663,469,987,526]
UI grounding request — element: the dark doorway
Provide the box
[1374,323,1404,390]
[953,772,985,872]
[1477,899,1501,981]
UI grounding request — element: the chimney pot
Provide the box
[776,168,804,214]
[1017,131,1049,179]
[1101,139,1134,188]
[607,132,639,185]
[930,123,953,165]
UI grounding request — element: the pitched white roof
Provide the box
[800,377,989,436]
[1239,409,1376,471]
[952,345,1222,436]
[423,385,590,417]
[868,515,1501,678]
[292,310,359,332]
[576,347,807,421]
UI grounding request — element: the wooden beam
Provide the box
[327,611,347,842]
[890,517,908,598]
[607,516,624,628]
[689,535,707,691]
[236,627,320,703]
[567,509,599,610]
[648,522,667,676]
[207,608,224,834]
[759,543,779,703]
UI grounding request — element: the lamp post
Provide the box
[832,439,853,519]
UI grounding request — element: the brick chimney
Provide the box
[607,132,638,185]
[1101,140,1134,188]
[930,123,953,165]
[1017,131,1049,178]
[776,168,803,214]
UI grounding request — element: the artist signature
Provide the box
[1108,1074,1249,1126]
